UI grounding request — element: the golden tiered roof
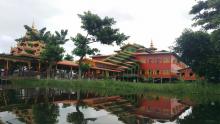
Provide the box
[11,41,45,58]
[11,24,45,58]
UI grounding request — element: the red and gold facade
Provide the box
[135,52,187,80]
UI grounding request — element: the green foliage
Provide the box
[33,103,59,124]
[78,11,129,45]
[15,25,48,42]
[11,78,220,96]
[190,0,220,30]
[80,63,90,73]
[174,29,212,67]
[67,110,84,124]
[71,11,129,78]
[71,33,99,58]
[72,11,129,57]
[64,54,74,61]
[40,30,68,64]
[177,102,220,124]
[174,29,220,82]
[211,29,220,52]
[40,43,65,63]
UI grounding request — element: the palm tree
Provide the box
[15,25,48,42]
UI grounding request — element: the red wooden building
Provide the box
[178,67,197,81]
[135,52,187,82]
[91,42,191,82]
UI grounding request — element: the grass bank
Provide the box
[10,78,220,95]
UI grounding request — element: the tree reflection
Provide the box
[67,91,96,124]
[32,103,59,124]
[177,102,220,124]
[67,101,96,124]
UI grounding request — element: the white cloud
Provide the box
[0,0,197,55]
[0,35,16,53]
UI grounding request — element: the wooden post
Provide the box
[70,66,73,79]
[6,60,9,77]
[38,62,41,73]
[37,62,41,79]
[55,65,57,79]
[28,62,31,70]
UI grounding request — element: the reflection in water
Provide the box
[67,99,97,124]
[136,97,188,121]
[32,103,59,124]
[0,88,219,124]
[177,102,220,124]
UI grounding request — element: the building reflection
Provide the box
[0,88,191,124]
[136,96,189,121]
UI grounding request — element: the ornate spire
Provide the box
[149,39,157,52]
[32,20,36,29]
[150,39,154,48]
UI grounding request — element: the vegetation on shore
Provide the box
[173,0,220,82]
[10,78,220,96]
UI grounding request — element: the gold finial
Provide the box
[32,19,36,29]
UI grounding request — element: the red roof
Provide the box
[57,60,78,67]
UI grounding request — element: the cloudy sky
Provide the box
[0,0,197,56]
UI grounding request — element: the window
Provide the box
[149,59,152,64]
[181,73,185,76]
[156,70,160,75]
[156,59,161,64]
[189,72,193,77]
[163,70,170,75]
[163,58,170,63]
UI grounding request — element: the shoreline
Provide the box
[9,78,220,95]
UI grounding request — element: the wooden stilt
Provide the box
[70,67,73,79]
[38,62,41,73]
[28,62,31,71]
[6,60,9,77]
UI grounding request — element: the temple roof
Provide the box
[57,60,78,67]
[120,43,145,50]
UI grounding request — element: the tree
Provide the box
[174,0,220,82]
[72,11,129,78]
[64,54,74,61]
[173,29,217,81]
[15,25,68,79]
[209,29,220,81]
[15,25,48,42]
[40,30,68,79]
[190,0,220,30]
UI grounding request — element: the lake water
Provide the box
[0,87,219,124]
